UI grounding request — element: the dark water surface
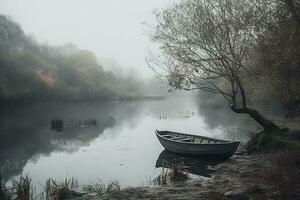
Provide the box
[0,97,260,188]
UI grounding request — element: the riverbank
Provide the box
[1,117,299,200]
[71,153,270,200]
[72,151,299,200]
[72,119,300,200]
[2,149,298,200]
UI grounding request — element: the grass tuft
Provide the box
[42,177,78,200]
[82,180,105,195]
[0,174,11,200]
[169,162,189,182]
[106,180,120,193]
[83,179,120,195]
[13,175,34,200]
[154,161,189,185]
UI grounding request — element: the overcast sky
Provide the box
[0,0,178,78]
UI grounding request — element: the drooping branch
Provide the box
[148,0,282,131]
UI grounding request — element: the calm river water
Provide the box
[0,97,261,188]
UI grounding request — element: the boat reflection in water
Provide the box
[155,150,226,178]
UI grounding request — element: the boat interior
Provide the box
[158,131,224,144]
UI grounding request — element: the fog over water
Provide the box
[0,0,178,78]
[0,0,290,194]
[0,97,259,188]
[0,0,298,198]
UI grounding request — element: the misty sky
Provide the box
[0,0,178,78]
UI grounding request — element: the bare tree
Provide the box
[253,0,300,107]
[148,0,282,131]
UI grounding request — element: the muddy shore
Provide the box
[69,119,300,200]
[69,153,275,199]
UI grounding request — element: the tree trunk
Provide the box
[230,105,281,132]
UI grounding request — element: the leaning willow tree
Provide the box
[148,0,283,132]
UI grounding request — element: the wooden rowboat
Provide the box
[155,130,240,158]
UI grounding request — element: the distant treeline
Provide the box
[0,15,145,102]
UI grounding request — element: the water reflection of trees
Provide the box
[0,101,141,179]
[196,99,259,140]
[196,96,287,141]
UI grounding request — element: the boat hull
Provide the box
[156,131,240,158]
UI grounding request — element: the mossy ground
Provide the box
[246,129,300,153]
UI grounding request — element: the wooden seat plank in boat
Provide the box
[162,134,173,137]
[180,138,193,142]
[172,137,186,140]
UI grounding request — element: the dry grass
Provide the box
[106,180,120,193]
[41,177,78,200]
[0,174,12,200]
[0,175,121,200]
[1,175,37,200]
[169,162,190,182]
[154,167,169,185]
[154,161,190,185]
[82,180,105,195]
[82,179,120,195]
[13,175,35,200]
[11,175,77,200]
